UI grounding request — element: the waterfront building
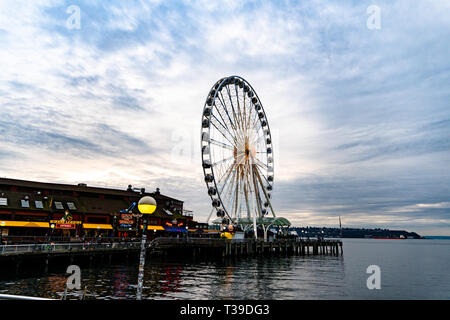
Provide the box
[0,178,200,243]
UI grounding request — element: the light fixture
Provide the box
[138,196,157,214]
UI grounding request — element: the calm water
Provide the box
[0,239,449,299]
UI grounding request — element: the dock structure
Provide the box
[0,238,343,273]
[0,242,142,273]
[148,238,343,258]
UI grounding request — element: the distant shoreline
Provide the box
[423,236,450,240]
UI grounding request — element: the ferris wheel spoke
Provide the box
[212,155,234,168]
[209,138,234,151]
[219,168,237,220]
[226,171,238,210]
[257,166,270,186]
[216,96,243,145]
[249,107,261,132]
[215,158,233,182]
[217,169,235,196]
[234,85,245,131]
[210,112,229,133]
[253,132,266,144]
[214,165,236,214]
[242,89,248,132]
[247,163,260,226]
[252,157,268,170]
[216,160,236,188]
[253,117,263,133]
[219,172,241,222]
[233,166,240,219]
[225,85,240,131]
[210,118,236,146]
[247,106,254,136]
[213,99,233,134]
[243,174,251,219]
[217,91,238,133]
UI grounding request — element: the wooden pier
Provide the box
[148,238,343,258]
[0,242,142,274]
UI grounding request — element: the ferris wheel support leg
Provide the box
[206,207,215,224]
[249,164,258,240]
[254,166,277,218]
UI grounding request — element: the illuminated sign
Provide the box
[119,214,134,227]
[56,224,76,229]
[119,220,133,225]
[50,220,82,225]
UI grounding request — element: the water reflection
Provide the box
[0,255,345,300]
[160,266,182,296]
[112,267,129,298]
[1,239,449,299]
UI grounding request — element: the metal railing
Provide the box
[0,237,339,255]
[152,237,225,244]
[0,236,141,245]
[0,241,141,254]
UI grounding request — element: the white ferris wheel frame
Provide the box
[201,76,276,237]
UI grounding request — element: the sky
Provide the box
[0,0,449,235]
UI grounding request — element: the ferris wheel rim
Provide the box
[201,75,275,224]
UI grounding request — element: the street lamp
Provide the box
[136,196,157,300]
[49,223,55,243]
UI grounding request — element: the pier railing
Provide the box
[0,235,141,245]
[0,242,141,255]
[0,237,343,257]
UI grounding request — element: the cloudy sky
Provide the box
[0,0,449,235]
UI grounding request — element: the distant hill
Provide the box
[292,226,422,239]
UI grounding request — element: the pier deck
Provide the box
[0,238,343,273]
[150,238,343,257]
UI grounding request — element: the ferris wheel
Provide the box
[201,76,275,234]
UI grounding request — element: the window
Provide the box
[54,201,64,210]
[35,200,44,209]
[67,202,77,210]
[0,198,7,206]
[21,200,30,208]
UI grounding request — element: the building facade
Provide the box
[0,178,202,243]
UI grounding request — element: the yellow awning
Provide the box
[140,225,165,231]
[205,230,221,233]
[0,221,49,228]
[83,223,112,230]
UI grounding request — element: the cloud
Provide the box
[415,202,450,209]
[0,0,449,235]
